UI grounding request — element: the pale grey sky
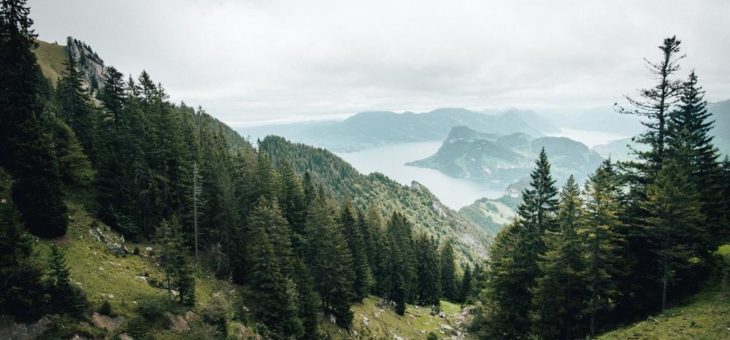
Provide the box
[29,0,730,125]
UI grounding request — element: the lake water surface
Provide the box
[336,141,506,210]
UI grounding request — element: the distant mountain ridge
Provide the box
[240,108,560,151]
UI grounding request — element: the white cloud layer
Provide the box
[30,0,730,124]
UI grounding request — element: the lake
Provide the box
[335,141,506,210]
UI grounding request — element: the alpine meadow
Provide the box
[1,1,729,339]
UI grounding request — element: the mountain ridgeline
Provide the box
[241,107,559,152]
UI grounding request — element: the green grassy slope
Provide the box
[323,297,469,339]
[33,40,68,85]
[35,201,243,338]
[599,245,730,340]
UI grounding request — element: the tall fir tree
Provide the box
[47,244,88,317]
[304,196,355,328]
[532,175,586,339]
[0,168,47,321]
[481,148,558,338]
[580,161,626,335]
[440,240,458,302]
[415,234,441,308]
[618,36,684,180]
[0,0,68,238]
[246,204,304,339]
[667,71,723,251]
[641,160,704,312]
[156,218,196,305]
[56,55,96,156]
[340,199,374,301]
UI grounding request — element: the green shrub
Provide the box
[98,300,113,316]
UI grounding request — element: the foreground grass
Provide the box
[323,297,467,339]
[599,245,730,340]
[36,202,238,330]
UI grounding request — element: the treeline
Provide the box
[0,1,474,338]
[472,36,730,339]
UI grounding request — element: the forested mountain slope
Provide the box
[260,135,491,261]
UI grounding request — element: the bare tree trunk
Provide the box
[661,263,668,312]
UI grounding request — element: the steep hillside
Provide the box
[33,40,68,85]
[458,195,520,235]
[242,108,558,152]
[409,126,603,184]
[599,245,730,339]
[260,135,491,262]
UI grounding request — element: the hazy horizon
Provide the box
[30,0,730,126]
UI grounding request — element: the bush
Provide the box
[427,332,439,340]
[98,300,113,316]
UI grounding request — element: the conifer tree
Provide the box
[618,36,684,178]
[385,212,418,303]
[156,218,196,305]
[304,197,355,328]
[0,169,46,321]
[0,0,67,238]
[279,161,307,244]
[47,244,88,317]
[415,234,441,308]
[532,175,586,339]
[580,161,625,335]
[340,199,374,301]
[247,219,304,339]
[667,71,723,251]
[56,55,96,155]
[440,240,458,301]
[459,264,473,304]
[47,116,94,186]
[641,160,704,312]
[482,149,558,338]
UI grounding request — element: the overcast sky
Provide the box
[29,0,730,125]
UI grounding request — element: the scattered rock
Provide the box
[165,312,190,332]
[184,311,198,322]
[0,315,53,340]
[118,333,134,340]
[91,312,125,332]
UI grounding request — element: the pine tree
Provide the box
[340,199,374,301]
[247,219,304,339]
[0,0,68,238]
[440,240,458,302]
[0,169,47,321]
[415,234,441,308]
[618,36,685,178]
[156,218,196,305]
[47,244,88,317]
[667,71,723,252]
[532,175,586,339]
[47,116,94,186]
[641,160,704,312]
[56,55,96,156]
[481,149,558,338]
[291,259,321,339]
[459,264,473,304]
[385,212,418,303]
[304,197,355,328]
[580,161,626,335]
[279,161,307,238]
